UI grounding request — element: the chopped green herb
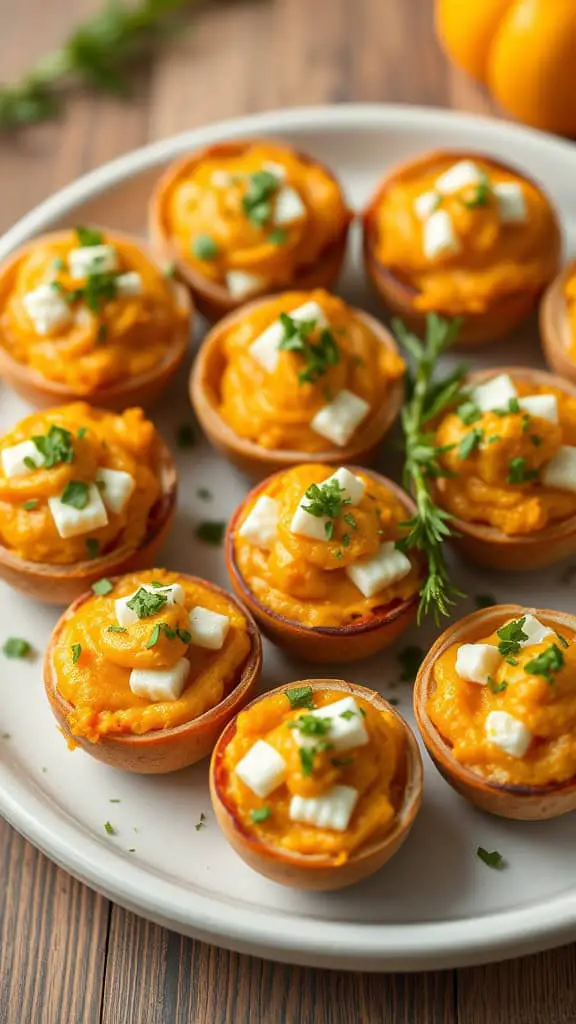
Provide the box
[77,427,87,439]
[475,594,497,609]
[324,520,334,541]
[32,424,75,468]
[331,756,353,768]
[458,427,483,460]
[107,625,127,633]
[196,488,212,501]
[398,645,424,683]
[251,806,272,823]
[60,480,89,509]
[195,812,207,832]
[521,413,530,434]
[163,261,177,279]
[301,479,350,536]
[126,587,168,620]
[284,685,315,710]
[343,513,357,530]
[96,323,108,344]
[299,747,315,777]
[278,311,340,386]
[195,521,226,546]
[341,533,351,548]
[146,624,161,648]
[76,226,103,246]
[487,435,502,444]
[85,538,99,559]
[506,657,519,666]
[496,616,527,657]
[23,456,38,471]
[92,577,113,596]
[71,643,82,665]
[457,401,482,426]
[531,435,543,447]
[507,457,538,485]
[127,848,136,853]
[556,633,569,649]
[509,397,520,414]
[176,423,196,448]
[288,714,331,737]
[104,821,115,836]
[477,846,504,869]
[52,256,65,271]
[242,170,280,226]
[109,798,121,803]
[192,234,220,261]
[340,709,356,721]
[2,637,31,659]
[525,643,564,684]
[268,228,288,245]
[486,676,507,693]
[21,499,39,511]
[461,171,491,208]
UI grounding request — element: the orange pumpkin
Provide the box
[436,0,576,137]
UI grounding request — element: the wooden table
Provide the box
[1,1,575,1021]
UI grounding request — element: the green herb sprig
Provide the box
[278,313,340,386]
[393,313,465,623]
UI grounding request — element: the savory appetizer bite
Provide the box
[226,464,422,662]
[414,605,576,820]
[0,404,176,604]
[540,259,576,386]
[363,151,561,345]
[191,289,405,476]
[431,368,576,569]
[210,679,422,889]
[0,227,191,408]
[149,140,352,319]
[44,569,262,773]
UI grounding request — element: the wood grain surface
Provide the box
[0,1,575,1022]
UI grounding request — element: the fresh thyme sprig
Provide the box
[0,0,205,132]
[393,313,466,624]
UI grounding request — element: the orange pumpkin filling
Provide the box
[428,613,576,786]
[563,272,576,360]
[0,403,162,564]
[160,143,350,295]
[433,375,576,535]
[233,464,420,628]
[220,686,407,861]
[53,569,251,742]
[0,228,187,392]
[217,289,404,451]
[370,155,558,314]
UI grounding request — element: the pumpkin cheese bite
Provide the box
[44,570,262,773]
[363,151,561,344]
[149,140,352,319]
[191,289,405,476]
[432,369,576,569]
[415,605,576,820]
[0,227,191,408]
[0,404,176,604]
[226,464,422,662]
[210,680,423,890]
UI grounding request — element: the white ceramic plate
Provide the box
[2,105,576,972]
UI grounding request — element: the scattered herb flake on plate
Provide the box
[2,637,32,659]
[92,577,114,596]
[477,846,505,869]
[195,521,226,546]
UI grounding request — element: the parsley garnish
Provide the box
[196,488,212,501]
[524,643,564,684]
[299,747,315,777]
[77,427,87,439]
[71,643,82,664]
[521,413,530,434]
[475,594,496,609]
[60,480,90,509]
[277,311,340,385]
[242,170,280,226]
[251,806,271,823]
[477,847,504,869]
[486,676,507,693]
[531,435,543,447]
[496,616,527,657]
[176,423,196,448]
[104,821,115,835]
[195,521,226,546]
[146,622,191,648]
[23,456,38,471]
[76,226,103,246]
[192,235,220,261]
[195,812,207,831]
[85,538,100,559]
[284,685,315,710]
[52,256,65,271]
[31,424,75,468]
[398,645,424,682]
[301,479,351,536]
[92,578,113,595]
[457,401,481,426]
[340,709,356,721]
[556,633,569,649]
[288,714,331,737]
[126,587,168,620]
[461,171,491,208]
[2,637,31,658]
[21,499,39,511]
[508,457,538,485]
[458,427,483,460]
[107,625,127,633]
[268,228,287,245]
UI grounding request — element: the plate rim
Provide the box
[2,102,576,971]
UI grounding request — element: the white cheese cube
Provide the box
[22,284,72,336]
[249,299,328,373]
[322,467,365,507]
[211,170,234,188]
[225,270,266,301]
[493,181,527,224]
[96,467,136,515]
[129,658,190,703]
[518,394,558,424]
[289,785,359,832]
[423,210,460,261]
[115,272,143,297]
[293,696,369,755]
[290,503,330,542]
[1,440,44,478]
[435,160,483,195]
[262,160,286,180]
[48,484,108,539]
[345,541,412,599]
[541,446,576,493]
[311,390,370,448]
[485,710,532,758]
[115,582,185,627]
[471,373,518,413]
[68,244,118,279]
[273,185,306,225]
[188,605,230,650]
[238,495,279,549]
[235,740,287,798]
[518,613,555,648]
[414,191,440,220]
[455,643,501,685]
